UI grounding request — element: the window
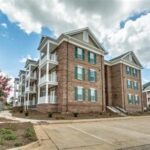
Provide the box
[75,66,85,80]
[126,65,138,77]
[127,80,133,88]
[128,94,132,104]
[126,66,130,74]
[74,86,85,101]
[135,95,139,104]
[88,88,97,102]
[134,81,138,90]
[88,69,96,82]
[88,52,96,64]
[75,47,84,60]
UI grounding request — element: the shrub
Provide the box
[20,110,23,113]
[0,137,4,145]
[25,111,29,116]
[0,128,16,141]
[25,127,36,141]
[73,112,78,117]
[14,142,22,147]
[48,112,53,118]
[3,133,16,140]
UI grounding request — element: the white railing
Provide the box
[30,86,36,92]
[49,95,56,104]
[39,73,57,85]
[49,72,57,82]
[39,75,46,84]
[39,54,58,66]
[26,86,30,92]
[38,96,46,104]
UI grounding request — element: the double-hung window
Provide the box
[88,51,96,64]
[134,81,138,90]
[127,79,131,88]
[88,88,97,102]
[88,69,96,82]
[128,93,132,104]
[74,86,85,101]
[135,95,139,104]
[126,66,130,74]
[75,47,84,60]
[75,66,85,80]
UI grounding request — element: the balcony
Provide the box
[38,96,46,104]
[38,95,56,104]
[49,95,56,104]
[39,73,58,86]
[25,86,36,93]
[26,72,37,80]
[39,54,58,67]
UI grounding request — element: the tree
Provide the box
[0,73,11,102]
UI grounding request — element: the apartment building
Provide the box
[13,78,19,107]
[13,27,143,113]
[105,51,143,112]
[37,28,106,113]
[24,59,38,110]
[18,70,26,106]
[142,82,150,110]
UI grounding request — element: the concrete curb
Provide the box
[8,141,39,150]
[38,115,150,125]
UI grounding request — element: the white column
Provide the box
[46,63,49,82]
[27,93,29,110]
[47,42,50,60]
[45,84,48,103]
[39,68,41,85]
[38,87,40,104]
[23,94,26,111]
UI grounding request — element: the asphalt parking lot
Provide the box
[36,116,150,150]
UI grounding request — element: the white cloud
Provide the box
[105,13,150,69]
[0,0,150,68]
[0,23,7,28]
[19,54,38,63]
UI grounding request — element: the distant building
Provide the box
[142,82,150,110]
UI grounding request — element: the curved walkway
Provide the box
[0,110,48,124]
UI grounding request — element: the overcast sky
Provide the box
[0,0,150,96]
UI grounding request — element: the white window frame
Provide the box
[90,88,96,102]
[77,86,83,101]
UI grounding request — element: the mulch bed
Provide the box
[0,122,37,150]
[12,110,121,120]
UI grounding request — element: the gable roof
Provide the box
[109,51,143,68]
[143,82,150,91]
[64,27,106,51]
[110,51,130,62]
[25,59,37,68]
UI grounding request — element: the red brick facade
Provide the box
[105,63,143,112]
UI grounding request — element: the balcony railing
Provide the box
[26,72,37,80]
[39,54,58,66]
[25,86,36,93]
[38,96,46,104]
[49,95,56,104]
[39,73,57,85]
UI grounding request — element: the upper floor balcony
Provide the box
[26,72,37,80]
[39,72,58,86]
[25,86,36,93]
[39,53,58,67]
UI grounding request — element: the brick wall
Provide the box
[111,64,124,108]
[56,41,105,113]
[122,64,143,112]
